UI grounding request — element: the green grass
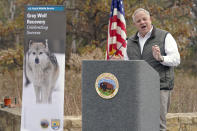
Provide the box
[98,88,115,96]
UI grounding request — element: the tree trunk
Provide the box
[72,35,77,53]
[71,0,78,53]
[9,0,16,20]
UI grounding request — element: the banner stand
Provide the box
[21,5,66,131]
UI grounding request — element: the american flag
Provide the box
[106,0,127,60]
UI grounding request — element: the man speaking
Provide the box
[111,8,180,130]
[125,8,180,131]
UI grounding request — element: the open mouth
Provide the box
[141,25,147,30]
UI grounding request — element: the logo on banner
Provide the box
[95,73,119,99]
[40,119,49,129]
[51,119,60,130]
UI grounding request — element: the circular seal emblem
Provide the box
[40,119,49,129]
[95,73,119,99]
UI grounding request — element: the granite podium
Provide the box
[82,60,160,131]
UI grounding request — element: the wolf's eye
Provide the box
[39,52,43,55]
[33,52,36,55]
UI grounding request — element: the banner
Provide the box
[21,5,66,131]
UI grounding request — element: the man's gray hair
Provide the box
[132,8,150,22]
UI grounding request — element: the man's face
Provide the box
[133,11,152,37]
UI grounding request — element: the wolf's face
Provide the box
[27,41,49,66]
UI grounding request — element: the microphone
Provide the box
[109,37,128,60]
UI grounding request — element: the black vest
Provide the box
[127,27,174,90]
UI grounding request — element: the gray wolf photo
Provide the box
[25,39,59,104]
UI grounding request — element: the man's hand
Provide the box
[152,45,164,62]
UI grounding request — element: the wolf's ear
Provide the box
[28,40,33,47]
[45,39,49,49]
